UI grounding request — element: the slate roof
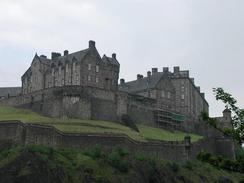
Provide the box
[119,72,167,93]
[102,55,120,66]
[0,87,22,97]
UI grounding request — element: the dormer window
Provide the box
[88,64,91,70]
[96,65,99,72]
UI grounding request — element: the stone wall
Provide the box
[0,121,235,160]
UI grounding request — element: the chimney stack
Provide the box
[163,67,169,72]
[120,79,125,85]
[152,68,158,75]
[64,50,69,56]
[147,71,151,77]
[51,52,61,60]
[40,55,47,59]
[112,53,116,59]
[137,74,143,80]
[173,66,180,73]
[89,40,96,48]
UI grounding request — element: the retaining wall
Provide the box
[0,121,236,160]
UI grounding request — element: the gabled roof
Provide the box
[102,55,120,66]
[119,72,168,93]
[50,48,90,67]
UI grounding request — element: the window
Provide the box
[161,90,165,98]
[181,86,185,92]
[167,92,171,99]
[88,75,91,81]
[73,62,76,71]
[95,77,99,83]
[96,65,99,72]
[59,67,61,75]
[66,65,69,73]
[88,64,91,70]
[76,75,79,82]
[181,94,185,100]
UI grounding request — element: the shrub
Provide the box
[83,145,102,160]
[183,161,193,170]
[121,114,139,132]
[217,176,233,183]
[166,162,179,172]
[134,152,147,161]
[107,147,129,172]
[197,151,212,162]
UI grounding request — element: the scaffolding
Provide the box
[154,109,186,130]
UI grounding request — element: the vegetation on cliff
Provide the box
[202,87,244,145]
[0,143,243,183]
[0,105,202,142]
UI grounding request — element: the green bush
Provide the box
[83,145,103,160]
[183,161,193,170]
[107,147,129,172]
[134,152,147,161]
[121,114,139,132]
[197,151,244,173]
[166,162,179,172]
[197,151,212,162]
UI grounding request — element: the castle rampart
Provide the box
[0,120,236,160]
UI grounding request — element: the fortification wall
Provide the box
[0,86,119,122]
[0,121,235,160]
[126,94,156,126]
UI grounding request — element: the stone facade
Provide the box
[0,87,21,100]
[119,66,209,131]
[0,40,236,160]
[0,120,236,160]
[0,40,229,133]
[21,40,119,95]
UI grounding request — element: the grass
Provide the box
[0,105,203,142]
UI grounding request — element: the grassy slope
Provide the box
[0,105,202,142]
[0,144,243,183]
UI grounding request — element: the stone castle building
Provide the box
[22,40,119,94]
[0,40,230,133]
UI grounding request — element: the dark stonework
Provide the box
[0,121,236,160]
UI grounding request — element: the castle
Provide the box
[0,40,230,132]
[0,40,236,159]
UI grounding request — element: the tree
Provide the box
[213,88,244,145]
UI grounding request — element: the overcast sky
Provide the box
[0,0,243,116]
